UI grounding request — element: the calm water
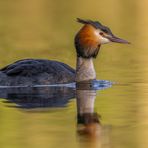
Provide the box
[0,0,148,148]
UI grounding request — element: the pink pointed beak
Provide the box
[107,35,130,44]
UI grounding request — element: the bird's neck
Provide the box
[75,57,96,82]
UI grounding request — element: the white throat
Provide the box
[75,57,96,82]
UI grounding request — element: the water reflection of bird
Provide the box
[0,18,129,86]
[76,90,101,136]
[0,86,75,108]
[0,79,111,109]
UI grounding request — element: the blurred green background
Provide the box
[0,0,148,148]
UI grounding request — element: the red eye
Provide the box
[99,32,104,36]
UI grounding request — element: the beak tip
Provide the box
[125,41,131,44]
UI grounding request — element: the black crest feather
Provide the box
[77,18,113,35]
[77,18,102,29]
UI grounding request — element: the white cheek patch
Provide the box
[100,36,110,44]
[95,30,110,44]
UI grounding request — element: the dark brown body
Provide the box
[0,59,75,86]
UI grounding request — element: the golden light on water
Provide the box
[0,0,148,148]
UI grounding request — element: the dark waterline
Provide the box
[0,80,112,109]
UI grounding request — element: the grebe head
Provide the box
[75,18,130,58]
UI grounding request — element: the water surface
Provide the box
[0,0,148,148]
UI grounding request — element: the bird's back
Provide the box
[0,59,75,86]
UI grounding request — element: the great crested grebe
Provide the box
[0,18,129,86]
